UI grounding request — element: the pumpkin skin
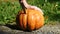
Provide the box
[16,9,44,31]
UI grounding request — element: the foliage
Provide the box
[0,0,60,25]
[0,0,22,25]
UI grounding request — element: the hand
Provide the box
[19,0,23,3]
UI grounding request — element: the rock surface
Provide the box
[0,24,60,34]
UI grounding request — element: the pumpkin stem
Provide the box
[19,0,26,14]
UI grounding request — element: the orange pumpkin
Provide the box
[16,9,44,31]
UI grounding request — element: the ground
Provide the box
[0,23,60,34]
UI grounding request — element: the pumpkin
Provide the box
[16,9,44,31]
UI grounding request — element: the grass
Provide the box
[0,0,60,25]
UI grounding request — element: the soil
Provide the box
[0,23,60,34]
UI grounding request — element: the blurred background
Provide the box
[0,0,60,25]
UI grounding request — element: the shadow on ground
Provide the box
[0,31,11,34]
[5,24,32,32]
[5,24,20,30]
